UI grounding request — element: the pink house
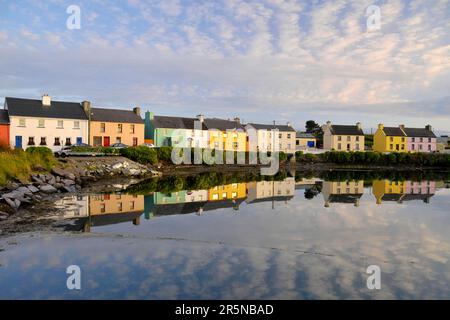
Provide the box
[403,180,436,203]
[402,125,437,152]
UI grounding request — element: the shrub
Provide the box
[157,147,173,162]
[304,153,318,162]
[120,146,157,165]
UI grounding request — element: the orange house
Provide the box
[0,110,10,148]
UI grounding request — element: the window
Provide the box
[65,138,71,146]
[420,138,423,143]
[130,201,135,210]
[411,144,415,150]
[93,136,102,147]
[57,120,64,128]
[337,143,341,150]
[232,192,237,198]
[19,118,26,127]
[54,137,61,146]
[347,136,351,141]
[233,142,238,149]
[116,137,121,143]
[117,202,123,212]
[118,124,123,133]
[222,192,227,199]
[100,123,106,133]
[390,137,394,142]
[338,136,342,141]
[356,143,360,150]
[100,203,106,213]
[212,193,219,200]
[356,136,360,141]
[428,138,432,143]
[287,133,291,138]
[40,137,47,146]
[38,119,45,128]
[412,137,415,142]
[287,143,291,149]
[401,137,405,142]
[428,144,432,151]
[74,121,80,129]
[130,124,135,134]
[419,144,423,150]
[133,137,138,146]
[296,140,299,145]
[279,133,282,139]
[28,137,35,146]
[390,144,393,150]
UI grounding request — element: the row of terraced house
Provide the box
[0,94,442,154]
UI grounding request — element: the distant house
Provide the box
[145,112,209,148]
[246,178,295,204]
[205,117,247,152]
[5,95,89,151]
[296,132,316,150]
[88,106,144,147]
[0,109,10,148]
[322,121,364,151]
[437,136,450,152]
[373,179,435,204]
[245,122,296,154]
[322,180,364,207]
[373,124,407,152]
[402,125,437,152]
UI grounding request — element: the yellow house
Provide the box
[204,118,247,152]
[373,124,407,152]
[372,180,405,204]
[88,106,144,147]
[322,121,365,151]
[208,183,247,201]
[322,180,364,207]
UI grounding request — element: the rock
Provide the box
[62,179,75,186]
[31,175,44,184]
[5,181,20,191]
[39,185,58,193]
[51,168,68,177]
[128,168,141,176]
[64,173,76,180]
[2,190,26,202]
[47,175,56,186]
[32,164,46,172]
[16,186,33,195]
[27,185,39,193]
[5,198,20,211]
[112,162,124,170]
[62,186,76,193]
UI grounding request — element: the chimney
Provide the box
[234,117,241,124]
[425,124,432,131]
[197,114,205,123]
[378,123,384,130]
[287,122,291,127]
[399,124,405,130]
[326,121,331,127]
[133,106,141,116]
[42,94,51,107]
[356,122,362,130]
[82,100,91,116]
[145,111,154,121]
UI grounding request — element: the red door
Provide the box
[104,136,110,147]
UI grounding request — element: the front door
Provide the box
[76,137,82,144]
[15,136,22,149]
[104,136,110,147]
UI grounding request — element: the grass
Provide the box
[0,147,56,185]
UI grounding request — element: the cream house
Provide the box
[322,121,365,151]
[245,123,296,154]
[5,95,89,151]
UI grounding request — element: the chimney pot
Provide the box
[378,123,384,130]
[425,124,432,131]
[82,100,91,115]
[197,114,205,123]
[42,94,51,107]
[133,106,141,116]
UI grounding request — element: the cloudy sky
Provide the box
[0,0,449,132]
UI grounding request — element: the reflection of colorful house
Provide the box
[54,195,89,219]
[322,180,364,207]
[403,181,435,203]
[373,180,435,204]
[373,124,407,152]
[246,178,295,204]
[208,183,247,201]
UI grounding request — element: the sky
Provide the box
[0,0,449,133]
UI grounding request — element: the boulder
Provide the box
[62,179,75,186]
[39,184,58,193]
[2,190,26,202]
[16,186,33,195]
[27,185,40,193]
[5,198,20,211]
[47,175,56,186]
[5,181,20,191]
[31,175,44,184]
[62,186,76,193]
[111,162,124,170]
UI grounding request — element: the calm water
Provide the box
[1,174,450,299]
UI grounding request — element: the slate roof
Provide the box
[0,110,9,124]
[5,97,88,120]
[382,127,406,136]
[327,194,363,203]
[205,118,245,131]
[296,132,315,139]
[402,127,436,138]
[381,194,403,201]
[202,198,245,212]
[90,107,144,124]
[328,125,364,136]
[246,196,294,204]
[401,194,434,202]
[153,115,207,130]
[247,123,296,132]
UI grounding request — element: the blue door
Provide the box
[76,137,82,144]
[15,136,22,149]
[307,141,315,148]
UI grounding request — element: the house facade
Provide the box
[246,178,295,204]
[245,123,296,154]
[88,106,144,147]
[322,180,364,207]
[146,112,209,148]
[373,124,407,152]
[296,132,316,150]
[402,125,437,152]
[322,121,365,151]
[5,96,89,151]
[205,118,247,152]
[0,110,10,148]
[373,179,435,204]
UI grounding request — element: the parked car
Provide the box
[110,143,129,149]
[141,143,155,148]
[54,144,97,158]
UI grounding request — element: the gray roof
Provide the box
[205,118,245,131]
[296,132,315,139]
[153,115,207,130]
[247,123,296,132]
[327,194,363,203]
[0,110,9,124]
[90,108,143,124]
[403,127,436,138]
[329,125,364,136]
[382,127,406,137]
[5,97,88,120]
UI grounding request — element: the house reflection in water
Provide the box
[322,180,364,207]
[246,178,295,207]
[372,180,436,204]
[144,183,247,217]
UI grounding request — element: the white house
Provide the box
[5,95,89,152]
[245,123,296,154]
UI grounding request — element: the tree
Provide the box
[305,120,320,134]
